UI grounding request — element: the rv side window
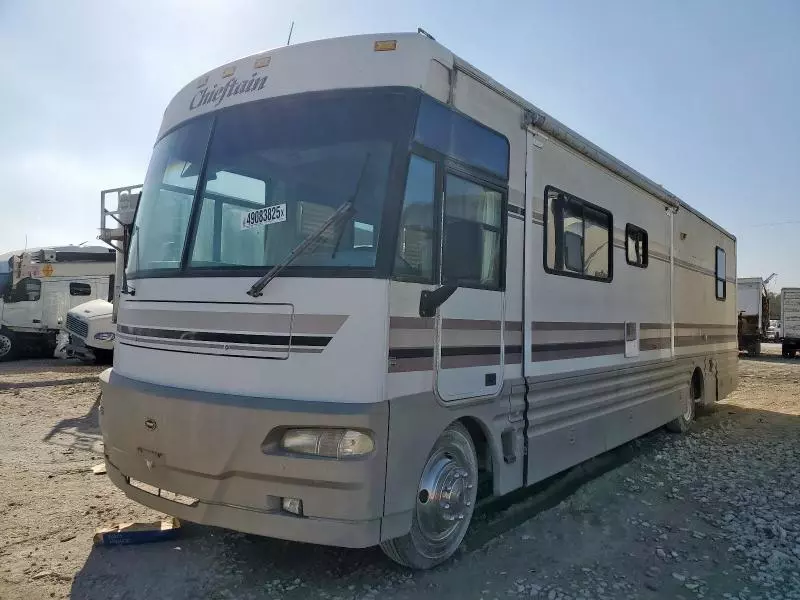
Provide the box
[442,174,503,289]
[625,224,648,268]
[5,277,41,303]
[715,247,726,300]
[69,282,92,297]
[394,154,436,281]
[544,187,612,282]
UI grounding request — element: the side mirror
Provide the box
[419,285,457,318]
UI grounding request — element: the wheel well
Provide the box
[456,416,491,490]
[691,367,704,401]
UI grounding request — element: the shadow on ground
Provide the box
[68,403,800,600]
[43,392,101,453]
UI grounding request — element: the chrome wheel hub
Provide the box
[412,429,478,560]
[683,394,694,421]
[0,335,11,357]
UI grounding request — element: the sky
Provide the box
[1,0,798,287]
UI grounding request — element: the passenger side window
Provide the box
[545,187,612,281]
[715,247,726,300]
[4,277,41,303]
[69,282,92,297]
[442,174,503,289]
[626,224,648,268]
[394,154,436,281]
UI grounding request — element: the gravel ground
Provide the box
[1,345,799,599]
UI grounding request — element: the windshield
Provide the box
[128,88,418,277]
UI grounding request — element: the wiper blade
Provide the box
[247,201,355,298]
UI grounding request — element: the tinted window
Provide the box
[127,117,212,274]
[186,91,410,270]
[715,247,726,300]
[6,277,41,302]
[626,224,648,268]
[442,174,503,288]
[545,187,612,282]
[394,154,436,281]
[69,282,91,296]
[415,97,509,179]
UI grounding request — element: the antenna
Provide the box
[287,21,295,45]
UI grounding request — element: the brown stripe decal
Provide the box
[532,321,624,331]
[640,337,671,351]
[531,340,625,362]
[676,334,737,347]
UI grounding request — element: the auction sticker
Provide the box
[241,203,287,230]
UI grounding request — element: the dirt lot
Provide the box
[1,346,799,600]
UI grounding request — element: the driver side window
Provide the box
[394,154,436,282]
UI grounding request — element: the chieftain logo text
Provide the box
[190,73,268,111]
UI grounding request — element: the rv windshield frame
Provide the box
[126,87,420,281]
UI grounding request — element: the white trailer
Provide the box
[0,247,116,361]
[98,32,738,568]
[780,288,800,357]
[736,277,767,356]
[64,186,140,362]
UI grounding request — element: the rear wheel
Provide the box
[0,331,18,362]
[667,373,698,433]
[380,422,478,569]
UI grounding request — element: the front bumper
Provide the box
[99,369,389,548]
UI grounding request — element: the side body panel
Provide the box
[781,288,800,339]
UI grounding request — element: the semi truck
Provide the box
[781,288,800,358]
[0,246,116,361]
[736,277,768,356]
[64,185,140,363]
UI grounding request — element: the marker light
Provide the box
[280,429,374,459]
[282,497,303,515]
[374,40,397,52]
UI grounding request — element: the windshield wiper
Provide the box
[246,201,355,298]
[331,152,370,259]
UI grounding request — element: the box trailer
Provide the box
[781,288,800,358]
[736,277,768,356]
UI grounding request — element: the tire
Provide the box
[0,331,18,362]
[666,389,695,433]
[94,349,114,365]
[380,422,478,569]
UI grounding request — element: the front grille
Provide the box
[66,313,89,338]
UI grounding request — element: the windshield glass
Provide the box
[127,88,417,277]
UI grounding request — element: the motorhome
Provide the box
[736,277,768,356]
[64,186,140,363]
[0,246,115,361]
[99,32,738,569]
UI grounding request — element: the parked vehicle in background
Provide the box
[0,247,115,361]
[737,277,769,356]
[781,289,800,357]
[64,186,140,363]
[767,319,782,342]
[98,31,738,569]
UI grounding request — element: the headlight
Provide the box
[94,332,115,341]
[280,428,374,459]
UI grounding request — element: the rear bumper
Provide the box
[99,369,389,548]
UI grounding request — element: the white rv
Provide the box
[99,32,738,569]
[0,247,116,361]
[64,186,141,363]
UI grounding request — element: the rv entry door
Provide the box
[434,171,505,402]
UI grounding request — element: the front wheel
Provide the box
[0,331,18,362]
[380,422,478,569]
